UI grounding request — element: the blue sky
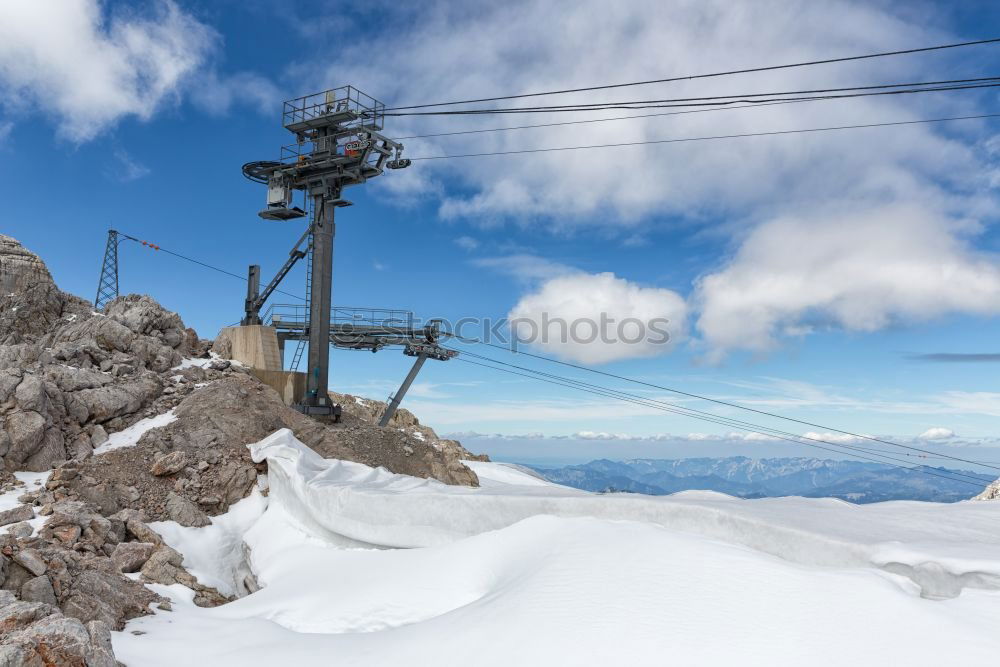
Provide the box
[2,0,1000,465]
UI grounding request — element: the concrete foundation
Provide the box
[217,325,282,372]
[216,325,315,407]
[248,368,308,406]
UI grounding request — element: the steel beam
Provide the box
[378,352,428,427]
[243,265,261,325]
[304,194,335,410]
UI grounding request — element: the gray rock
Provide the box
[86,619,117,667]
[20,575,57,606]
[111,542,157,573]
[0,598,53,632]
[125,518,163,545]
[6,522,32,539]
[0,504,33,527]
[165,492,210,528]
[89,424,108,448]
[140,545,184,586]
[13,549,46,576]
[0,614,113,667]
[150,450,187,476]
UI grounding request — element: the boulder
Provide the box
[20,575,57,606]
[150,451,187,476]
[139,545,184,586]
[0,613,117,667]
[165,492,210,527]
[13,549,46,577]
[0,598,53,634]
[110,542,156,573]
[0,504,32,527]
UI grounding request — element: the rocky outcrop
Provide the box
[974,478,1000,500]
[0,487,232,663]
[0,235,489,664]
[0,238,214,473]
[0,235,92,347]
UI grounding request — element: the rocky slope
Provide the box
[0,234,486,663]
[974,478,1000,501]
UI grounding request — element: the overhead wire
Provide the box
[384,37,1000,111]
[451,337,1000,474]
[392,97,866,140]
[452,356,992,488]
[449,348,998,480]
[116,230,306,302]
[408,113,1000,160]
[385,78,1000,116]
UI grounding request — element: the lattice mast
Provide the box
[94,229,120,310]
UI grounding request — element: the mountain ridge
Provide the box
[527,456,993,503]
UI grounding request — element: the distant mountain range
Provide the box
[525,457,995,503]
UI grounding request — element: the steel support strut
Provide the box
[378,352,428,427]
[243,265,261,325]
[305,194,335,409]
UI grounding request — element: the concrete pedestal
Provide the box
[217,325,282,371]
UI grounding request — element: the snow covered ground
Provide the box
[0,471,47,536]
[92,409,177,455]
[114,429,1000,666]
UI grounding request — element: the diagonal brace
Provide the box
[378,351,428,427]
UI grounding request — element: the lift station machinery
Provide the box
[241,86,455,422]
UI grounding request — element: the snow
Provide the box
[172,353,244,371]
[0,471,49,536]
[92,410,177,455]
[150,490,268,597]
[112,429,1000,666]
[172,357,214,371]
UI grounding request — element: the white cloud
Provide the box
[187,69,281,117]
[473,253,577,283]
[695,203,1000,357]
[455,236,480,251]
[574,431,641,441]
[934,392,1000,417]
[802,432,866,444]
[0,121,11,143]
[110,149,150,182]
[507,271,687,364]
[313,0,1000,356]
[320,0,987,225]
[919,427,956,441]
[0,0,217,141]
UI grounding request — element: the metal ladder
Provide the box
[288,205,313,371]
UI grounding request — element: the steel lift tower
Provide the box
[241,87,450,421]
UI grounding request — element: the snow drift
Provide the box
[113,429,1000,666]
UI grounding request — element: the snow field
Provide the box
[111,428,1000,666]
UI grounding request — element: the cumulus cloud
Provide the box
[314,0,1000,356]
[919,427,956,440]
[321,0,985,223]
[0,0,278,142]
[694,203,1000,356]
[507,271,687,364]
[0,0,217,141]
